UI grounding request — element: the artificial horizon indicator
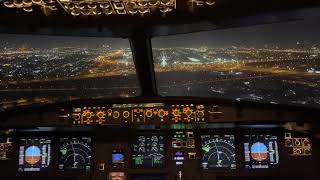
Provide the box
[18,138,51,172]
[244,134,279,169]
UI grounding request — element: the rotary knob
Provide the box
[172,108,181,117]
[146,109,153,117]
[197,110,205,118]
[73,113,81,120]
[185,110,192,117]
[123,111,130,118]
[303,139,311,147]
[83,110,93,119]
[158,109,166,118]
[96,111,106,119]
[113,111,120,118]
[285,139,293,147]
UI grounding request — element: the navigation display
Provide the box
[244,134,279,169]
[132,134,165,168]
[18,138,51,172]
[201,135,236,170]
[59,137,92,172]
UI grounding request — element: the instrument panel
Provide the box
[0,127,316,180]
[0,101,318,180]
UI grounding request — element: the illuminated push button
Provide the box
[98,163,105,171]
[23,7,33,12]
[188,152,196,159]
[149,0,159,5]
[0,144,4,151]
[4,0,15,7]
[31,0,41,5]
[71,9,81,16]
[64,3,74,10]
[88,3,97,9]
[22,0,32,5]
[294,139,301,146]
[161,0,170,5]
[99,3,109,8]
[138,0,148,6]
[187,132,194,138]
[197,110,204,118]
[81,9,91,15]
[5,143,13,151]
[13,0,23,7]
[75,3,85,9]
[104,8,113,15]
[206,0,216,5]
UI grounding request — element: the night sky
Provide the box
[0,34,131,49]
[152,18,320,48]
[0,18,319,49]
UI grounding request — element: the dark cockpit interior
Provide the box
[0,0,320,180]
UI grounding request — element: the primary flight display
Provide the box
[18,138,51,172]
[244,134,279,169]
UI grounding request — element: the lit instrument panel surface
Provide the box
[244,134,279,169]
[284,132,312,156]
[112,149,125,167]
[18,138,51,172]
[131,175,165,180]
[201,135,236,170]
[0,137,13,160]
[109,172,125,180]
[59,137,92,171]
[172,131,195,149]
[2,0,177,16]
[132,134,165,168]
[70,103,216,126]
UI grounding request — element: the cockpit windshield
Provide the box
[152,19,320,108]
[0,34,140,109]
